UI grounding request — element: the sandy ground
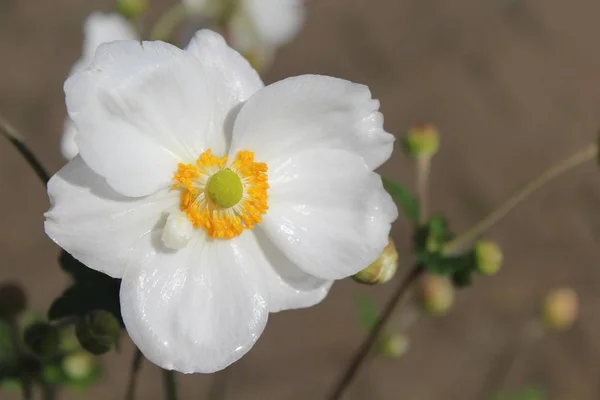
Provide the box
[2,0,600,399]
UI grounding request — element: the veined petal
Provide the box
[185,30,264,151]
[244,0,305,47]
[66,40,217,197]
[120,232,269,373]
[44,157,178,278]
[251,229,332,312]
[260,149,398,280]
[229,75,394,170]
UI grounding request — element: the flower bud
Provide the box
[116,0,148,19]
[474,240,503,276]
[24,322,60,359]
[419,274,454,317]
[62,351,96,381]
[402,124,440,158]
[75,310,120,355]
[0,282,27,321]
[379,333,409,358]
[541,288,578,331]
[353,238,398,285]
[42,364,64,385]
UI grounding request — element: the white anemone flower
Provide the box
[61,13,138,160]
[184,0,304,58]
[45,30,397,373]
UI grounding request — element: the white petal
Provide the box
[71,12,138,74]
[185,30,263,151]
[120,232,269,373]
[44,156,178,278]
[244,0,305,47]
[229,75,394,170]
[61,120,79,160]
[252,229,332,312]
[260,149,398,280]
[66,40,217,197]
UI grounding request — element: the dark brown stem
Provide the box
[0,116,50,185]
[328,264,425,400]
[125,348,144,400]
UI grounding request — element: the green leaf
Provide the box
[49,252,123,328]
[355,295,378,330]
[382,178,420,224]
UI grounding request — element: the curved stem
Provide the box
[442,143,597,255]
[125,348,144,400]
[0,116,50,185]
[416,156,431,224]
[163,370,178,400]
[149,3,188,41]
[328,264,425,400]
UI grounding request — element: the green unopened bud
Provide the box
[419,274,454,317]
[62,351,95,381]
[379,333,409,358]
[116,0,148,19]
[42,364,64,385]
[24,322,60,358]
[541,288,578,331]
[75,310,120,355]
[475,240,503,276]
[353,238,398,285]
[0,282,27,321]
[402,124,440,158]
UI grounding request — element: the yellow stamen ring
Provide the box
[172,150,269,239]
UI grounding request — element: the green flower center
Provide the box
[206,168,243,209]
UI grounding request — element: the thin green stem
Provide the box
[328,264,425,400]
[442,143,598,255]
[209,367,233,400]
[0,116,50,185]
[163,370,178,400]
[125,348,144,400]
[149,3,188,41]
[416,156,431,224]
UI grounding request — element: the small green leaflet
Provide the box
[356,294,379,330]
[382,177,420,224]
[492,387,545,400]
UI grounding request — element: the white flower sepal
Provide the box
[61,13,138,160]
[45,30,397,373]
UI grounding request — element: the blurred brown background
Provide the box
[2,0,600,399]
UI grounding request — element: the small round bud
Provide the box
[116,0,148,19]
[419,274,454,317]
[0,282,27,321]
[379,333,409,358]
[24,322,60,359]
[353,238,399,285]
[42,364,64,385]
[402,124,440,158]
[541,288,578,331]
[75,310,121,355]
[474,240,503,276]
[62,351,95,381]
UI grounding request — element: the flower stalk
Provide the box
[125,348,144,400]
[163,370,178,400]
[442,143,598,255]
[0,115,50,185]
[328,264,425,400]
